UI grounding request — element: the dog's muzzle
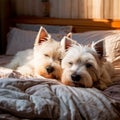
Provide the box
[71,73,81,82]
[46,65,54,74]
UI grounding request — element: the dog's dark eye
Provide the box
[69,62,73,65]
[44,54,49,57]
[59,58,62,62]
[86,63,92,68]
[57,57,62,63]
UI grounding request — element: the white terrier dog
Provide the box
[61,37,114,89]
[5,27,63,80]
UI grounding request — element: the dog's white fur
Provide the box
[5,27,62,80]
[61,37,114,89]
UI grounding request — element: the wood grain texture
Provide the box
[10,17,120,33]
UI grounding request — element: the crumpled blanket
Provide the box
[0,67,120,120]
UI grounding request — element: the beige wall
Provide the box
[50,0,120,19]
[10,0,120,19]
[0,0,120,54]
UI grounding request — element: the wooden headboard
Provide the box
[10,16,120,33]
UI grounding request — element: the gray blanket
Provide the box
[0,67,120,120]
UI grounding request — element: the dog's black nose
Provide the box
[46,66,54,73]
[71,73,81,82]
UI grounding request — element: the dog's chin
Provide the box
[37,70,61,80]
[61,77,94,88]
[73,82,85,87]
[62,80,86,88]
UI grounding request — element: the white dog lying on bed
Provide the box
[5,27,63,80]
[61,36,114,90]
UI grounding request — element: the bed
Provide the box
[0,17,120,120]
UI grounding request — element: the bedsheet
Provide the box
[0,67,120,120]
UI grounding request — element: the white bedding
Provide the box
[0,67,120,120]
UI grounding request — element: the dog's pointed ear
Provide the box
[67,32,72,38]
[92,40,104,58]
[34,26,50,45]
[61,36,78,51]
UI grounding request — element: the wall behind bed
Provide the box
[1,0,120,55]
[10,0,120,19]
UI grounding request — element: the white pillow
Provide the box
[6,28,37,55]
[6,27,66,55]
[72,30,120,64]
[104,34,120,65]
[16,24,73,34]
[72,30,119,44]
